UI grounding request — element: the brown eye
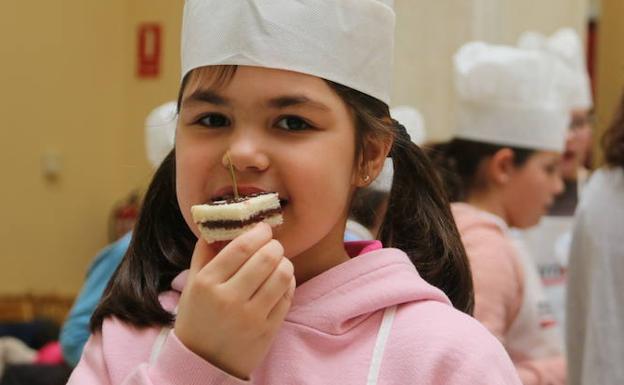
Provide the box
[276,116,311,131]
[544,163,560,175]
[198,113,230,128]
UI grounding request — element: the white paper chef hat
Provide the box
[370,105,426,192]
[181,0,396,105]
[145,101,177,169]
[518,28,593,109]
[453,42,575,152]
[390,105,426,145]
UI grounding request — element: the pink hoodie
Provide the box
[67,241,521,384]
[451,203,567,385]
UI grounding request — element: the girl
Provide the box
[517,29,595,335]
[566,91,624,385]
[431,41,573,385]
[67,1,521,384]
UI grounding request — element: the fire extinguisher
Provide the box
[109,191,141,242]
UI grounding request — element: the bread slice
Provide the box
[191,192,283,243]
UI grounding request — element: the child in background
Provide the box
[431,41,574,385]
[567,91,624,385]
[516,28,595,334]
[68,1,521,384]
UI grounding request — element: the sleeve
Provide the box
[566,195,624,385]
[565,209,592,385]
[439,322,524,385]
[65,333,113,385]
[60,235,129,366]
[67,329,250,385]
[461,227,522,342]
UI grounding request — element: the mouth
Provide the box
[210,186,289,207]
[562,150,576,161]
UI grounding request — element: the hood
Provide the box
[171,241,450,335]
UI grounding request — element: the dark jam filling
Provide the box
[200,207,282,230]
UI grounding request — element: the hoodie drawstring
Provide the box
[149,327,170,365]
[366,305,397,385]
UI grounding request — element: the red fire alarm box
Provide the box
[137,23,162,78]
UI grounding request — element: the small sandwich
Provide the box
[191,192,283,243]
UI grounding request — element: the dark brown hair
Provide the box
[349,188,388,230]
[91,150,194,329]
[602,92,624,168]
[427,139,534,202]
[91,66,474,331]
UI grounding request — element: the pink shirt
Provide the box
[452,203,566,385]
[68,241,521,384]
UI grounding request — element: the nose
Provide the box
[222,130,270,173]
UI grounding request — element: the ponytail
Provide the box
[378,123,474,314]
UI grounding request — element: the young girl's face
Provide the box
[176,66,362,263]
[561,108,592,179]
[502,151,563,228]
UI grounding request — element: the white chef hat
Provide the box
[518,28,593,110]
[145,101,177,169]
[390,105,426,145]
[181,0,395,105]
[453,42,575,152]
[370,106,426,192]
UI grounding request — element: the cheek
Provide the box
[276,137,356,248]
[522,173,549,202]
[175,143,220,235]
[175,152,199,235]
[505,172,546,221]
[286,147,354,213]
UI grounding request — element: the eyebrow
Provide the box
[267,95,330,111]
[184,89,329,111]
[184,89,231,106]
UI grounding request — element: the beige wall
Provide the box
[0,0,126,295]
[593,0,624,165]
[122,1,183,190]
[393,0,589,141]
[0,0,182,295]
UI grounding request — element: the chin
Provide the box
[561,161,579,179]
[511,216,540,229]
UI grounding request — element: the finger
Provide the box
[251,258,294,318]
[226,239,285,299]
[199,222,273,283]
[188,238,218,278]
[266,277,296,322]
[252,258,293,311]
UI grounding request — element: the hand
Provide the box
[540,356,566,385]
[518,356,567,385]
[174,223,295,379]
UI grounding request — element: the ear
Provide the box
[354,135,393,187]
[487,148,516,185]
